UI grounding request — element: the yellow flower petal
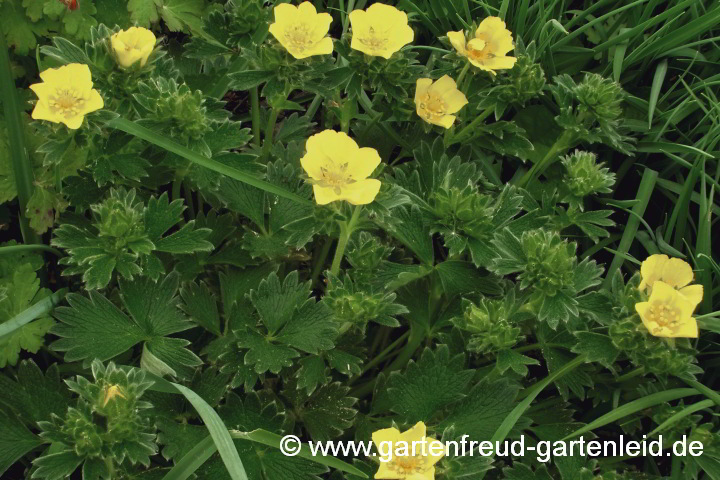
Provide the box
[372,426,402,445]
[83,89,105,114]
[660,257,694,289]
[270,1,334,59]
[30,101,58,123]
[111,27,156,68]
[340,179,382,205]
[349,3,413,58]
[415,75,467,129]
[451,17,516,73]
[301,130,382,205]
[636,281,699,338]
[639,254,668,290]
[679,284,703,306]
[415,78,433,101]
[447,30,467,55]
[29,63,102,130]
[347,147,382,179]
[63,114,85,130]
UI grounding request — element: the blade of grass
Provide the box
[603,168,658,289]
[0,288,67,339]
[161,435,217,480]
[140,372,367,478]
[231,429,369,478]
[683,379,720,406]
[490,354,587,444]
[0,244,63,257]
[562,388,699,440]
[648,59,668,128]
[105,117,312,206]
[648,400,715,437]
[0,32,41,245]
[171,383,248,480]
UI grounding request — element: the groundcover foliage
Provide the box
[1,0,719,479]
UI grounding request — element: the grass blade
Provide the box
[490,354,587,443]
[0,288,67,339]
[106,117,312,207]
[0,32,40,245]
[161,436,217,480]
[648,59,668,128]
[231,429,369,478]
[563,388,699,440]
[603,167,658,289]
[171,383,248,480]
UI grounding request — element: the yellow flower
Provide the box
[268,2,334,59]
[300,130,382,205]
[447,17,517,73]
[102,384,126,406]
[635,281,699,338]
[29,63,104,130]
[638,254,703,306]
[349,3,414,59]
[415,75,468,129]
[372,421,444,480]
[110,27,156,68]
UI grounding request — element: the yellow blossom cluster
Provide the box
[635,254,704,338]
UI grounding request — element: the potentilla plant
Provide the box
[0,1,718,480]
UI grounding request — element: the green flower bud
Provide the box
[561,150,615,199]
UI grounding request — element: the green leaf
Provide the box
[32,450,83,480]
[386,345,475,422]
[295,356,329,395]
[249,271,311,335]
[120,273,191,336]
[230,71,276,91]
[53,274,196,366]
[571,332,619,368]
[153,221,213,254]
[128,0,160,26]
[435,261,502,297]
[439,380,519,440]
[238,329,299,374]
[289,382,357,441]
[0,360,71,425]
[159,0,205,32]
[0,411,43,476]
[496,349,540,376]
[542,347,593,400]
[52,290,146,361]
[180,281,221,335]
[276,301,337,355]
[0,254,55,367]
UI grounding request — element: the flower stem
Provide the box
[260,107,280,161]
[330,206,362,276]
[0,244,63,257]
[446,106,494,146]
[516,130,572,188]
[250,87,261,147]
[455,62,471,86]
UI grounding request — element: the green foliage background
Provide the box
[0,0,719,479]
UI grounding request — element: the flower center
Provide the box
[358,27,389,51]
[646,301,682,335]
[467,38,490,61]
[418,93,447,120]
[389,456,428,475]
[284,23,313,51]
[48,88,86,118]
[317,162,353,194]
